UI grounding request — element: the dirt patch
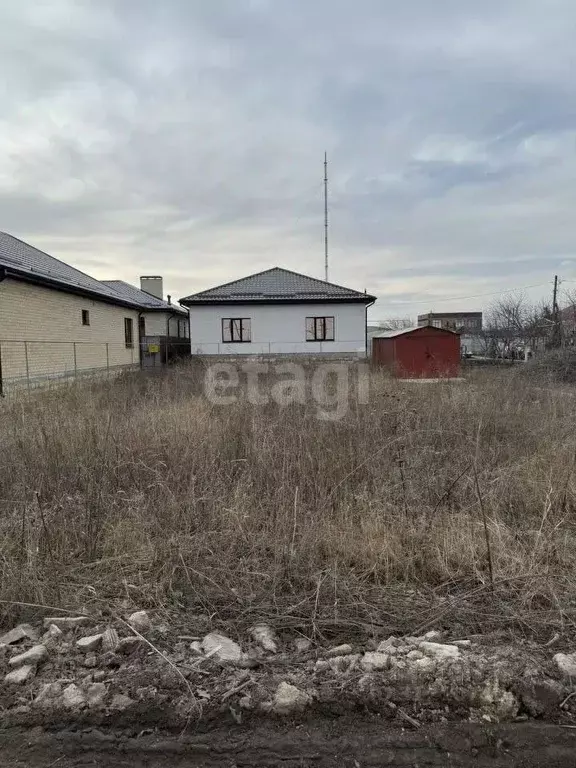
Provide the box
[2,720,576,767]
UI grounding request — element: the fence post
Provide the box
[106,343,109,376]
[24,341,30,391]
[73,342,77,378]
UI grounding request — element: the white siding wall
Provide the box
[142,312,188,338]
[143,312,169,336]
[187,302,367,355]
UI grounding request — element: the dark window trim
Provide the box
[222,317,251,343]
[306,316,335,342]
[81,309,90,326]
[124,317,134,348]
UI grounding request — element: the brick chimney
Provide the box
[140,275,163,300]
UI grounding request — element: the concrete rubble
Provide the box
[0,624,37,648]
[76,634,103,653]
[201,632,244,664]
[9,645,47,668]
[272,682,311,714]
[554,652,576,677]
[0,612,575,728]
[127,611,152,633]
[62,684,86,709]
[250,624,279,654]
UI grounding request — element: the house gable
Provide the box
[180,267,376,306]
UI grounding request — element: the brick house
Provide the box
[102,278,189,367]
[0,232,142,393]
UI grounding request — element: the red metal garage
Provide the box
[372,325,460,378]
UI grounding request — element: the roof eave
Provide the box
[179,295,377,307]
[2,267,141,310]
[140,305,188,315]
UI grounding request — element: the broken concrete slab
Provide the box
[202,632,243,663]
[360,652,390,671]
[102,628,119,652]
[62,683,86,710]
[42,624,63,643]
[116,636,143,655]
[4,665,35,684]
[272,682,311,715]
[76,634,103,653]
[325,644,353,657]
[127,611,151,633]
[554,652,576,677]
[9,645,47,668]
[0,624,38,648]
[419,641,460,660]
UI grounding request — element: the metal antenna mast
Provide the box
[324,152,329,281]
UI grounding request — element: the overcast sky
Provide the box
[1,1,575,320]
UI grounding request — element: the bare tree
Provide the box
[481,293,552,358]
[376,316,415,331]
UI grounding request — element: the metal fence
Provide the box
[0,340,139,397]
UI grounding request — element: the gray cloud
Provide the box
[0,0,575,318]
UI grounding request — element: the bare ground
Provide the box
[2,720,576,767]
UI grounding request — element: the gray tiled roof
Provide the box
[180,267,376,304]
[0,232,140,307]
[102,280,187,315]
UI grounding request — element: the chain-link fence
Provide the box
[0,340,139,397]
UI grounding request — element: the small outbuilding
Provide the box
[372,325,460,378]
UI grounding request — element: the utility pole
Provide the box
[324,152,329,282]
[551,274,562,348]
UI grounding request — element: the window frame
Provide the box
[305,316,335,342]
[222,317,252,343]
[124,317,134,348]
[81,309,90,326]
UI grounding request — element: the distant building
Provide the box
[417,312,482,333]
[417,312,483,357]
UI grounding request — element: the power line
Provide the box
[385,280,552,305]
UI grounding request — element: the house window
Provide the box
[431,319,442,328]
[222,318,251,343]
[81,310,90,326]
[124,317,134,348]
[306,316,335,341]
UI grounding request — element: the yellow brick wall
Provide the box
[0,278,140,385]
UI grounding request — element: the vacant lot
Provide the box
[1,362,575,641]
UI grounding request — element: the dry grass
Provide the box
[1,361,576,641]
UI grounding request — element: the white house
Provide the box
[179,267,377,356]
